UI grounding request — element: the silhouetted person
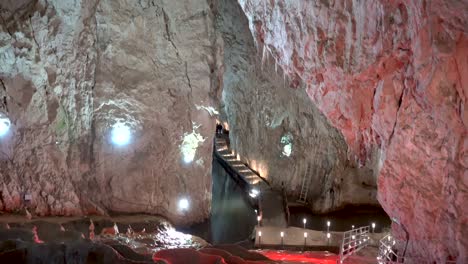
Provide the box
[216,123,223,134]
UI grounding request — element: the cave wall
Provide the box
[0,0,222,224]
[214,0,379,213]
[237,0,467,262]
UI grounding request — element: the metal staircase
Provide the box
[298,163,312,203]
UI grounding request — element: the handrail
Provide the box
[213,148,249,188]
[338,226,370,263]
[241,161,271,186]
[377,234,457,264]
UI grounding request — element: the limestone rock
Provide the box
[215,0,379,213]
[237,0,467,262]
[0,0,222,224]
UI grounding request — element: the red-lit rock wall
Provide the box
[237,0,467,262]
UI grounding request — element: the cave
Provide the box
[0,0,466,263]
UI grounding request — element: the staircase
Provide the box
[214,134,288,227]
[298,163,312,203]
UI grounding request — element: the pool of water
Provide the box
[288,204,391,232]
[179,158,257,244]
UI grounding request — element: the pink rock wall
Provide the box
[237,0,467,262]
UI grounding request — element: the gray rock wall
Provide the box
[214,0,379,213]
[0,0,222,224]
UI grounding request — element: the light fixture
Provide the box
[111,123,131,146]
[303,218,307,224]
[178,198,189,211]
[280,231,284,237]
[258,231,262,237]
[304,232,307,238]
[327,221,330,227]
[352,225,355,229]
[249,188,260,198]
[327,233,331,239]
[0,115,11,137]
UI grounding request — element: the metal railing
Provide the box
[377,234,457,264]
[338,226,370,263]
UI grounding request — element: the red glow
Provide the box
[259,250,338,264]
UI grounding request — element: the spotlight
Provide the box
[249,188,259,198]
[178,198,189,211]
[111,123,131,146]
[0,116,11,137]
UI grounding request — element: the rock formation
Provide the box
[213,0,380,214]
[236,0,467,262]
[0,0,222,224]
[0,0,466,262]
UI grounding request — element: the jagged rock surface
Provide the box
[214,0,379,212]
[0,0,222,224]
[237,0,467,262]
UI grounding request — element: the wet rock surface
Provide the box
[236,0,467,262]
[0,215,208,263]
[0,216,279,264]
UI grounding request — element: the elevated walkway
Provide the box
[213,134,287,228]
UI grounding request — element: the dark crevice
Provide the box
[185,61,194,125]
[388,89,405,144]
[0,78,8,113]
[0,13,13,37]
[162,8,180,58]
[184,61,193,94]
[29,15,40,51]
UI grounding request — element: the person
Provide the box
[216,123,223,134]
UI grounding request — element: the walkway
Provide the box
[214,134,288,228]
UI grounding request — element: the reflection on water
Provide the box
[179,158,257,244]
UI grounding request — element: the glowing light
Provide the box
[180,124,205,164]
[352,235,355,239]
[280,133,293,157]
[258,231,262,237]
[327,233,331,239]
[110,123,131,146]
[280,231,284,237]
[257,216,261,222]
[178,198,189,211]
[304,232,307,238]
[327,221,331,227]
[0,116,10,137]
[352,225,355,229]
[303,218,307,224]
[250,188,260,198]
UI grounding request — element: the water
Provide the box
[179,158,257,244]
